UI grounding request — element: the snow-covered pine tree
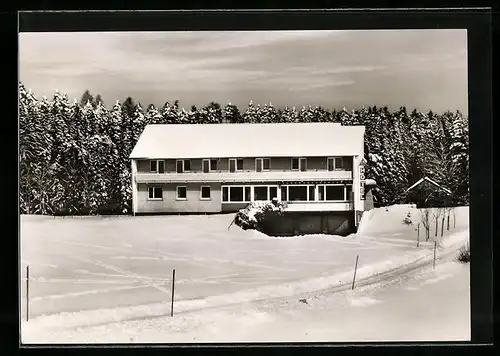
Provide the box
[260,102,279,123]
[242,101,261,123]
[449,111,469,204]
[177,108,190,124]
[280,105,298,123]
[19,84,55,214]
[205,102,223,123]
[188,105,200,124]
[145,104,163,125]
[223,102,242,123]
[161,102,179,124]
[80,90,95,108]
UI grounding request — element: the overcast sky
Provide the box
[19,30,468,113]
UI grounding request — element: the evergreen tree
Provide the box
[205,101,223,123]
[80,89,94,108]
[145,104,163,125]
[242,101,261,123]
[224,102,242,123]
[95,94,104,108]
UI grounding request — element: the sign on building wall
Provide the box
[359,165,366,200]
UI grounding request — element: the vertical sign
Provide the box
[359,165,366,200]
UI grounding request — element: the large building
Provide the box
[129,123,373,234]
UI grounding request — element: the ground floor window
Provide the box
[317,184,352,201]
[148,186,163,200]
[254,186,268,201]
[222,185,277,202]
[222,186,251,203]
[281,185,315,201]
[200,186,211,200]
[176,186,187,200]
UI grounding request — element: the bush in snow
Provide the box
[233,198,287,232]
[402,211,413,226]
[457,243,470,263]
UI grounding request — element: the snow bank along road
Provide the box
[20,205,469,341]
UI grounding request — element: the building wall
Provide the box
[262,211,355,236]
[136,156,353,173]
[136,182,222,213]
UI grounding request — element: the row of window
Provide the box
[148,185,211,200]
[148,184,353,202]
[149,157,345,173]
[221,185,353,203]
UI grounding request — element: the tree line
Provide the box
[19,83,469,215]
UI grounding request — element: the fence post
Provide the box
[417,223,420,248]
[171,269,175,317]
[351,255,359,290]
[433,241,437,270]
[26,265,29,322]
[441,216,445,237]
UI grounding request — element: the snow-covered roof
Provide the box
[130,123,365,159]
[405,176,452,195]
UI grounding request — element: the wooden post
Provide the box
[351,255,359,290]
[441,216,445,237]
[171,269,175,317]
[433,241,437,270]
[417,223,420,247]
[434,218,438,237]
[26,265,29,322]
[447,212,450,231]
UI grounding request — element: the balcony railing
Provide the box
[135,170,353,183]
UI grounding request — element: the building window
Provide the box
[308,186,315,201]
[150,160,165,173]
[292,157,307,171]
[346,185,353,201]
[269,187,278,200]
[254,186,268,201]
[222,186,249,202]
[281,187,288,201]
[210,159,218,171]
[317,185,348,201]
[202,159,210,173]
[229,158,244,172]
[318,185,325,201]
[327,158,334,171]
[327,157,344,171]
[335,157,344,170]
[288,185,308,201]
[326,186,344,200]
[176,160,191,173]
[202,159,218,173]
[148,186,163,200]
[200,186,211,200]
[255,158,271,172]
[176,186,187,200]
[229,186,244,202]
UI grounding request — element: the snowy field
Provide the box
[20,205,470,343]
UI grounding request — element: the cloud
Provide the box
[18,30,468,113]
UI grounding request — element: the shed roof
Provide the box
[129,123,365,159]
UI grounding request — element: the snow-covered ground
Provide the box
[20,205,469,343]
